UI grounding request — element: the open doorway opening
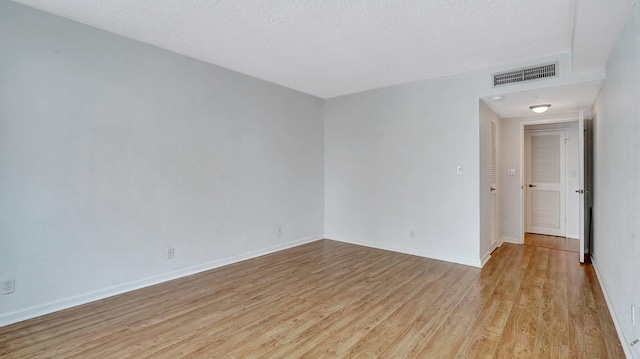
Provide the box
[479,81,601,264]
[523,121,578,253]
[518,115,592,263]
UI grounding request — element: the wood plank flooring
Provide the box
[525,232,580,253]
[0,239,624,358]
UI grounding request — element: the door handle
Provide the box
[576,189,585,194]
[528,184,536,187]
[490,187,496,192]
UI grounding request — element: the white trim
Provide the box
[502,236,522,244]
[524,129,568,237]
[0,235,323,328]
[327,235,484,268]
[480,252,492,267]
[519,116,579,244]
[489,237,504,254]
[591,255,634,359]
[578,111,586,263]
[487,236,504,255]
[567,234,580,240]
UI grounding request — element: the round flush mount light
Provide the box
[529,104,551,113]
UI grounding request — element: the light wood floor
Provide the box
[0,239,624,358]
[525,232,580,253]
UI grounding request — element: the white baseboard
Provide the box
[591,255,635,359]
[0,235,323,328]
[567,234,580,240]
[480,252,492,267]
[326,235,483,268]
[479,238,505,267]
[502,236,522,244]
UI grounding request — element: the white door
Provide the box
[526,130,566,237]
[577,112,591,263]
[490,121,498,247]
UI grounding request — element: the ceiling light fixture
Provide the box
[529,104,551,113]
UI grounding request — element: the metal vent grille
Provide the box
[493,63,557,87]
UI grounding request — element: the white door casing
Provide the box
[578,111,590,263]
[525,130,566,237]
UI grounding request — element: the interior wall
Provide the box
[324,72,487,266]
[323,53,605,268]
[323,46,605,268]
[591,0,640,355]
[0,1,324,325]
[499,115,581,242]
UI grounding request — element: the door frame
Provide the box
[577,111,593,263]
[490,120,499,250]
[518,117,578,244]
[524,128,567,237]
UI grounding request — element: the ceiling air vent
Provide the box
[492,62,557,87]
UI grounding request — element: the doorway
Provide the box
[524,128,567,237]
[520,119,583,259]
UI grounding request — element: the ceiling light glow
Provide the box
[529,104,551,113]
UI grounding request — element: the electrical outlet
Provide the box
[410,230,415,239]
[1,278,15,295]
[167,247,175,260]
[276,225,283,236]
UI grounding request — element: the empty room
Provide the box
[1,0,639,358]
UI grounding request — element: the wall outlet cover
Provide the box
[1,278,15,295]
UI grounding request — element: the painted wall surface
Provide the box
[324,50,606,267]
[325,72,487,266]
[498,118,522,243]
[323,50,603,268]
[0,2,324,325]
[499,117,581,242]
[592,0,640,355]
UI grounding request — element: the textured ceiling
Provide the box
[11,0,582,98]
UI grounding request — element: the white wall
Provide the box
[323,51,602,268]
[499,117,581,242]
[324,73,487,266]
[591,0,640,356]
[499,117,522,243]
[0,1,324,326]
